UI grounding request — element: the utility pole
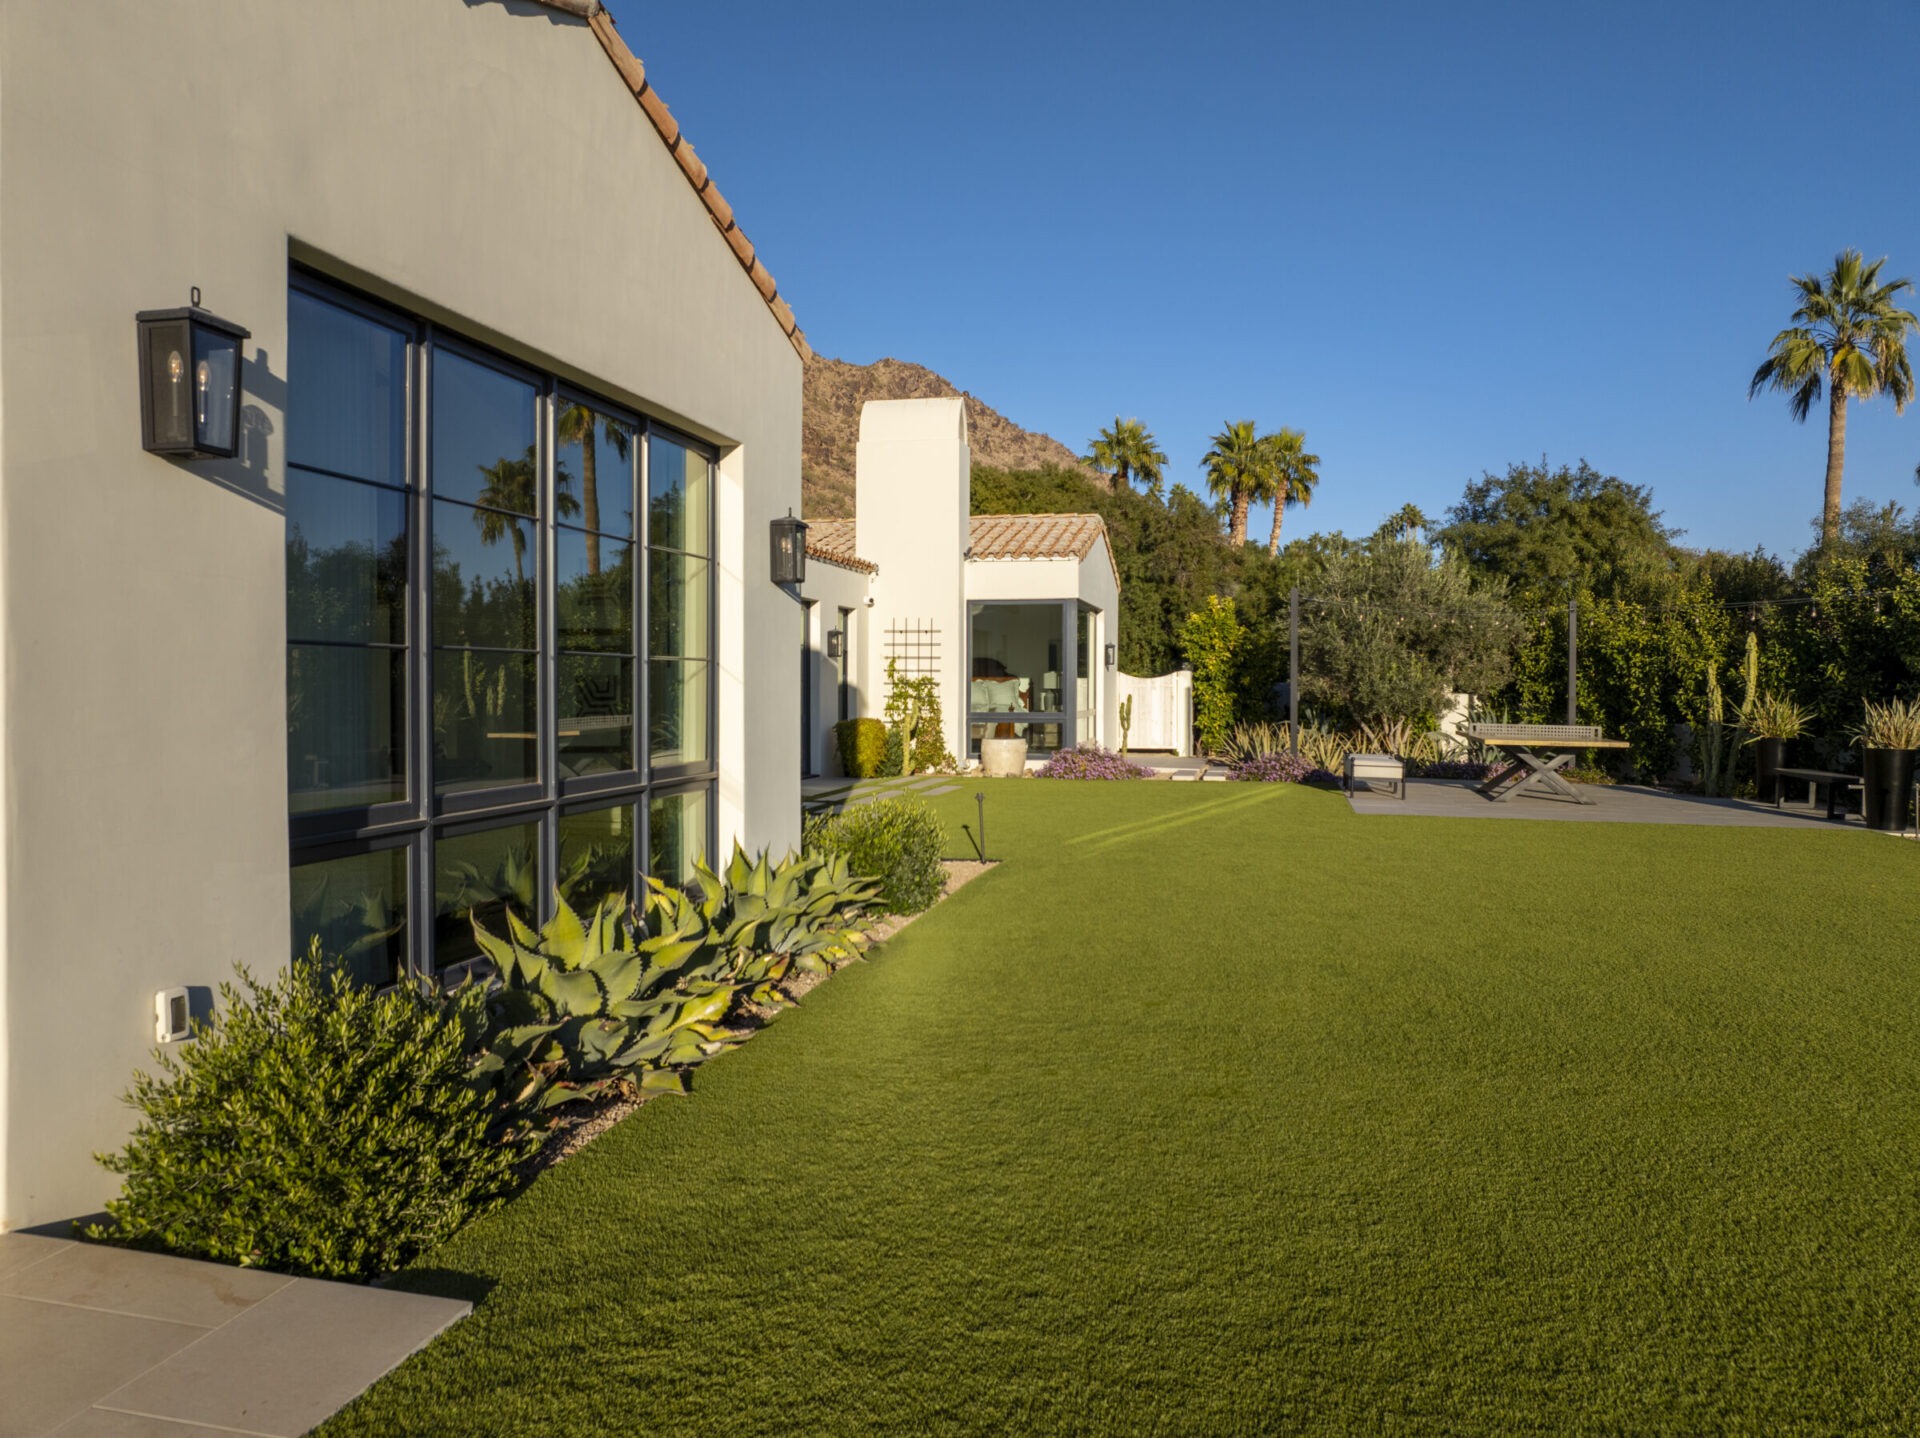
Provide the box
[1289,585,1300,754]
[1566,594,1578,725]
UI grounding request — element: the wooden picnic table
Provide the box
[1464,723,1629,806]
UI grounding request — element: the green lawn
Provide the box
[325,783,1920,1436]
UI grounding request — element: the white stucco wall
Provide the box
[800,560,876,777]
[854,400,968,761]
[0,0,801,1228]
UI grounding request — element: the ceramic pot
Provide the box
[980,736,1029,778]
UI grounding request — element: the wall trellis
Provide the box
[884,618,941,680]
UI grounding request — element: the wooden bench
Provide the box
[1773,766,1861,821]
[1344,752,1405,800]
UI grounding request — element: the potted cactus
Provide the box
[1851,697,1920,831]
[1742,692,1806,805]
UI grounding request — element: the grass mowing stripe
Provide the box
[321,782,1920,1437]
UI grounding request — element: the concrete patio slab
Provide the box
[98,1278,466,1437]
[1345,778,1871,828]
[0,1239,469,1438]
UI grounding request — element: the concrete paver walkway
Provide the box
[1345,778,1874,828]
[0,1233,468,1437]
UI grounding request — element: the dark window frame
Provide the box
[287,269,718,979]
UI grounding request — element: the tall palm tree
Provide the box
[1083,417,1167,494]
[1750,249,1917,546]
[475,445,577,584]
[1202,420,1268,548]
[555,406,633,575]
[1264,427,1321,554]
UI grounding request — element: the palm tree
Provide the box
[1750,249,1917,546]
[1264,427,1321,554]
[1083,417,1167,494]
[1202,420,1268,548]
[555,406,633,575]
[475,445,577,584]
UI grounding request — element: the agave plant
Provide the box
[1851,696,1920,751]
[1354,718,1443,763]
[1220,721,1290,765]
[643,844,878,1008]
[464,890,740,1111]
[1741,691,1807,741]
[1295,719,1354,774]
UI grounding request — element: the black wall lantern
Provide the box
[770,510,808,585]
[1105,642,1117,669]
[137,288,250,459]
[826,629,845,660]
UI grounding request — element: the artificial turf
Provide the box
[323,782,1920,1435]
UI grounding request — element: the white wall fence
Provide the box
[1117,671,1194,755]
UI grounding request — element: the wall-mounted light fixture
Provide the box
[826,629,844,660]
[770,510,808,585]
[1105,642,1117,669]
[137,288,249,458]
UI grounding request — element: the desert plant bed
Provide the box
[324,783,1920,1436]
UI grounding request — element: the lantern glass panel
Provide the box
[192,323,242,455]
[144,319,194,451]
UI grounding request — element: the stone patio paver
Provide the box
[0,1234,469,1438]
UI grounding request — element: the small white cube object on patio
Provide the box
[1344,752,1406,799]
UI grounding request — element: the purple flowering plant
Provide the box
[1036,746,1154,780]
[1227,752,1339,785]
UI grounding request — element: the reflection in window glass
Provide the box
[650,659,709,770]
[431,502,537,649]
[286,291,407,485]
[559,803,635,913]
[648,435,710,555]
[555,404,635,542]
[431,350,538,511]
[432,650,538,794]
[287,471,407,645]
[291,847,408,988]
[648,787,709,888]
[559,653,634,778]
[288,645,407,813]
[434,821,540,969]
[557,532,634,652]
[647,552,709,659]
[1077,606,1094,744]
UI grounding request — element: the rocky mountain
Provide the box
[802,356,1093,517]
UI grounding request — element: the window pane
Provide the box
[970,603,1065,714]
[434,821,540,969]
[431,350,538,512]
[289,645,406,812]
[649,659,709,770]
[433,650,538,793]
[558,654,634,778]
[555,404,635,539]
[559,803,635,913]
[432,500,536,649]
[968,718,1063,755]
[648,787,709,888]
[287,290,407,485]
[287,469,407,644]
[648,552,709,659]
[648,435,710,555]
[558,530,633,652]
[291,847,408,989]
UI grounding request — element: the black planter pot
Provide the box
[1754,737,1787,805]
[1861,746,1915,832]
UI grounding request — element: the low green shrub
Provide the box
[805,796,948,916]
[88,951,530,1280]
[834,717,888,778]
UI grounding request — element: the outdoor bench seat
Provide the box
[1773,766,1862,821]
[1344,752,1405,800]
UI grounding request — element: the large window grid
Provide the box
[287,273,717,980]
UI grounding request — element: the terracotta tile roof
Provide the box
[804,518,877,574]
[527,1,810,361]
[969,513,1118,589]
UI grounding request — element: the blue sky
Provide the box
[603,0,1920,561]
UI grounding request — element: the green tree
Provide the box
[1750,249,1917,546]
[1439,458,1678,602]
[1374,504,1429,543]
[1083,417,1167,495]
[1179,596,1245,754]
[1202,420,1269,549]
[1298,539,1521,727]
[1263,427,1321,554]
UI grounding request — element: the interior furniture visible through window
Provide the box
[967,600,1092,757]
[286,271,718,982]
